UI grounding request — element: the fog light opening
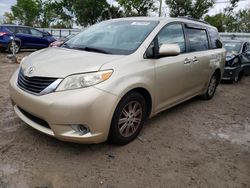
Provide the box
[72,124,90,135]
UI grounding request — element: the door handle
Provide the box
[184,58,191,64]
[192,56,199,63]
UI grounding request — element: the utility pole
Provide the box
[159,0,163,17]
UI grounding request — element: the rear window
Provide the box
[6,26,16,33]
[208,27,223,49]
[186,27,209,52]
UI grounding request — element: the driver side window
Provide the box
[30,28,43,37]
[157,23,186,53]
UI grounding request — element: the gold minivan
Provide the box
[9,17,225,145]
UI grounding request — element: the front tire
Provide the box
[108,92,147,145]
[7,41,20,54]
[202,72,219,100]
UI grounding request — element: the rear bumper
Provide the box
[0,36,11,48]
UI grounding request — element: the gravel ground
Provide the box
[0,51,250,188]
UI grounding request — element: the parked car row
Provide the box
[6,17,250,145]
[0,24,55,53]
[1,24,250,83]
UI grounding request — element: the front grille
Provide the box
[18,106,50,129]
[17,69,57,94]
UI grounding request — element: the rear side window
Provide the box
[157,23,186,53]
[208,27,223,49]
[186,27,209,52]
[17,27,30,34]
[7,26,16,33]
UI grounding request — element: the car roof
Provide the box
[1,24,31,28]
[109,16,217,31]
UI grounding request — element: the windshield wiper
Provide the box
[73,46,112,54]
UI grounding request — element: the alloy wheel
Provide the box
[208,75,217,96]
[118,101,143,138]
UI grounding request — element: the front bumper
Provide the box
[9,70,120,144]
[222,66,241,80]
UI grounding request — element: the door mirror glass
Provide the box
[159,44,180,56]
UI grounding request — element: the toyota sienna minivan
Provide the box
[9,17,226,145]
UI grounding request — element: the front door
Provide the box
[154,23,195,112]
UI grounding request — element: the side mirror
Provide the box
[43,31,51,37]
[159,44,180,57]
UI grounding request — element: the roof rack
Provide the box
[178,16,210,25]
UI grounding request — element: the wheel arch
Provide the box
[117,87,153,119]
[214,68,221,86]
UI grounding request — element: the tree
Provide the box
[37,0,73,28]
[237,9,250,32]
[2,12,15,24]
[204,13,225,32]
[191,0,214,19]
[102,5,124,19]
[166,0,214,19]
[11,0,41,26]
[117,0,156,16]
[165,0,192,17]
[204,0,243,32]
[71,0,109,27]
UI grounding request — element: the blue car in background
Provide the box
[0,24,55,53]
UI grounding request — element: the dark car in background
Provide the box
[222,40,250,82]
[49,33,77,47]
[0,24,55,53]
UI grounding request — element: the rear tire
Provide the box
[202,72,219,100]
[108,92,147,145]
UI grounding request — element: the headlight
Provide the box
[231,57,239,65]
[56,70,113,91]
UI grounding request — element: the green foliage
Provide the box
[72,0,109,27]
[166,0,214,19]
[117,0,156,16]
[11,0,41,26]
[204,0,249,32]
[204,13,225,32]
[236,9,250,32]
[37,0,73,28]
[165,0,192,17]
[191,0,214,19]
[2,12,15,24]
[102,5,124,19]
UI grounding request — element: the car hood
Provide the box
[226,52,237,61]
[21,47,123,78]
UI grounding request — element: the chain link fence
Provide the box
[37,28,250,42]
[37,28,82,39]
[220,33,250,42]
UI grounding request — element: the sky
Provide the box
[0,0,250,21]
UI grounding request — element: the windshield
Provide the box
[224,41,242,53]
[63,20,159,55]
